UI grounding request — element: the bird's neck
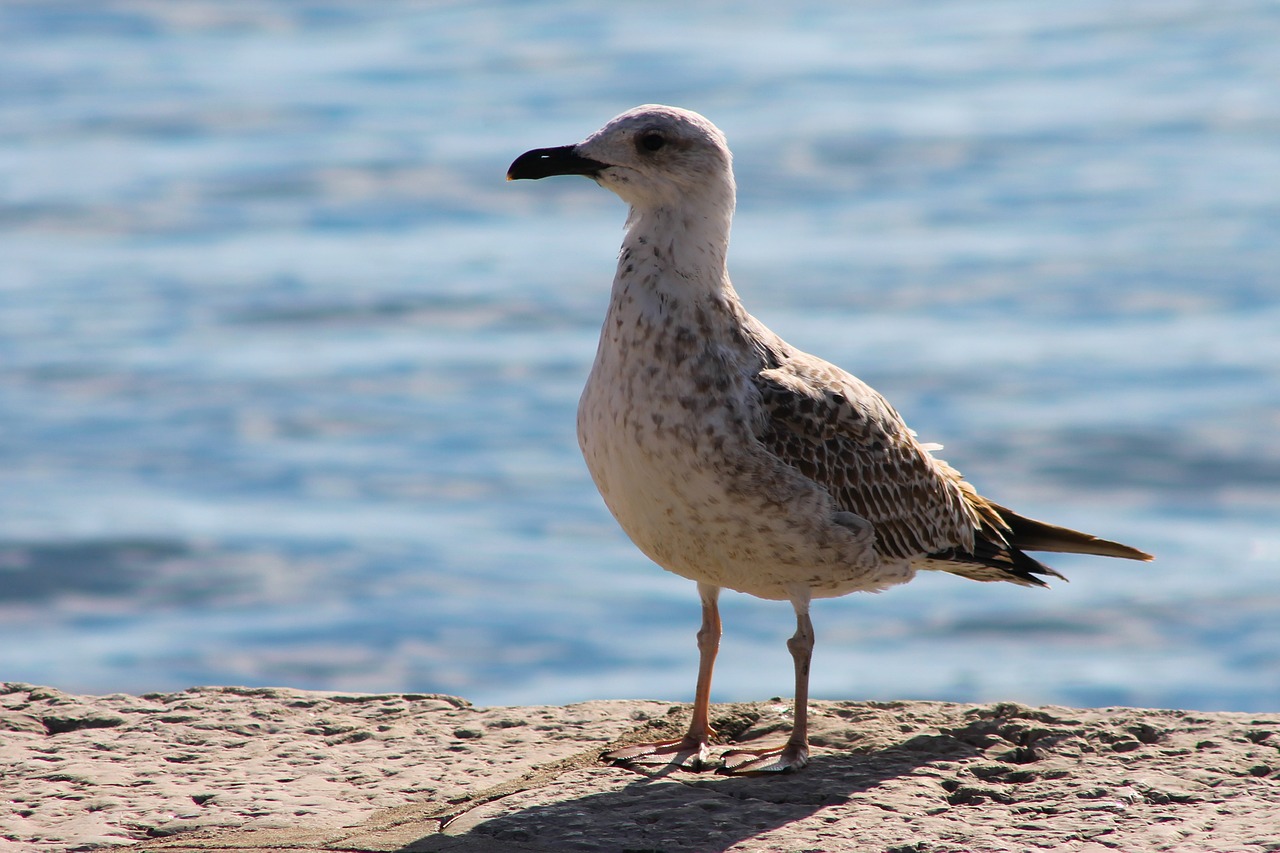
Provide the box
[614,202,735,307]
[600,202,757,367]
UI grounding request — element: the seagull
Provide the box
[507,105,1152,774]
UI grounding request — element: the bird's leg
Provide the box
[721,593,813,774]
[603,583,721,770]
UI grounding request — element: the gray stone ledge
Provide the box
[3,683,1278,852]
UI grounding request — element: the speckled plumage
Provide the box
[509,105,1151,773]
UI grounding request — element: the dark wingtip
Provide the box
[990,502,1153,562]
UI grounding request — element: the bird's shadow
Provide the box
[406,709,1004,853]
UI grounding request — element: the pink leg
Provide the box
[604,583,721,769]
[721,595,813,774]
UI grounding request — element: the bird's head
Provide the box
[508,105,735,215]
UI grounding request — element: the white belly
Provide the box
[576,350,910,601]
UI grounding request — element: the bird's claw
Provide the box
[719,742,810,774]
[603,737,715,771]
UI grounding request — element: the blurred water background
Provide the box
[2,0,1278,712]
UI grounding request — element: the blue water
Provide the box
[2,1,1278,713]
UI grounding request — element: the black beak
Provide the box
[507,145,608,181]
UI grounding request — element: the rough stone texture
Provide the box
[2,683,1278,852]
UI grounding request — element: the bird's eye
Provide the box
[639,132,666,153]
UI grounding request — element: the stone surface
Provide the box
[2,683,1278,851]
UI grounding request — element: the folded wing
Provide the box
[752,355,1151,587]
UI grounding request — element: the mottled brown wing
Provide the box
[753,359,981,561]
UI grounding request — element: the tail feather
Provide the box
[991,503,1153,561]
[922,495,1152,588]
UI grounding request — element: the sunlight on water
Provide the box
[1,0,1278,712]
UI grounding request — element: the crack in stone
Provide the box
[346,702,771,840]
